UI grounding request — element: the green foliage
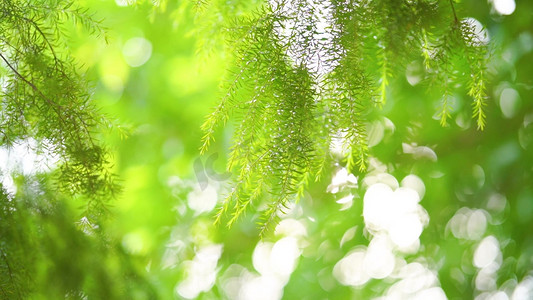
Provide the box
[0,1,140,297]
[0,0,117,219]
[200,0,491,233]
[2,1,529,299]
[0,180,155,299]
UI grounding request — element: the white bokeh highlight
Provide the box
[492,0,516,15]
[363,182,428,250]
[221,235,302,300]
[122,37,152,67]
[176,244,223,299]
[0,139,59,194]
[447,208,488,240]
[187,184,218,214]
[333,172,445,297]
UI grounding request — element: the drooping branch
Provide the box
[199,0,491,234]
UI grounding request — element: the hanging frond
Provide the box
[200,0,492,234]
[0,0,116,220]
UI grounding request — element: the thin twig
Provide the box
[449,0,458,23]
[0,52,63,111]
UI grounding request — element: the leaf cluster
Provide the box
[200,0,491,235]
[0,180,155,299]
[0,0,117,219]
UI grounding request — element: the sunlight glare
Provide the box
[187,184,217,214]
[271,237,301,277]
[464,18,490,45]
[474,236,501,269]
[253,238,301,282]
[401,174,426,199]
[0,139,59,194]
[448,208,488,240]
[500,88,521,119]
[492,0,516,15]
[363,181,428,249]
[275,219,307,238]
[327,167,358,193]
[176,244,223,299]
[333,248,369,286]
[387,262,446,299]
[363,235,396,279]
[512,276,533,300]
[402,143,438,161]
[239,275,284,300]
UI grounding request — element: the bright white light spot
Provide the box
[239,274,284,300]
[406,61,424,86]
[272,0,334,74]
[493,0,516,15]
[394,187,421,209]
[367,120,385,147]
[474,236,500,268]
[333,248,369,286]
[340,226,357,248]
[492,291,510,300]
[401,174,426,199]
[330,132,349,158]
[464,18,490,45]
[363,183,394,230]
[271,237,301,278]
[275,219,307,238]
[413,287,447,300]
[252,238,300,283]
[363,236,395,279]
[388,214,424,248]
[363,181,428,249]
[0,139,58,175]
[115,0,134,6]
[500,88,521,118]
[402,143,437,161]
[161,242,185,270]
[384,117,396,133]
[512,276,533,300]
[476,268,498,291]
[176,244,223,299]
[0,174,16,195]
[473,165,486,188]
[0,139,59,194]
[487,193,507,212]
[448,208,488,240]
[327,168,357,193]
[363,173,399,190]
[398,263,436,292]
[337,195,354,211]
[336,194,354,204]
[76,217,99,235]
[187,184,217,214]
[242,238,300,300]
[387,262,446,299]
[253,242,273,276]
[123,37,152,67]
[467,210,488,240]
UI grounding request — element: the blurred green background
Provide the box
[4,0,533,299]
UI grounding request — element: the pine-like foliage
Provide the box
[200,0,490,235]
[0,180,156,299]
[0,0,118,219]
[0,1,134,297]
